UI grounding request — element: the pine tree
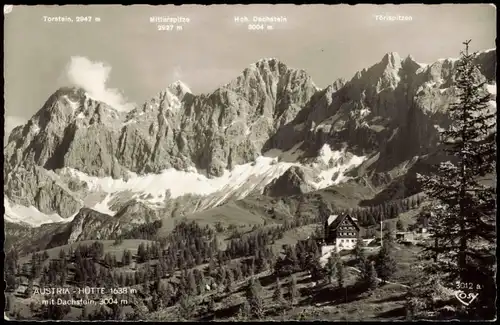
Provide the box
[353,233,365,265]
[178,293,195,320]
[25,279,34,298]
[244,278,265,319]
[225,268,234,293]
[374,244,397,284]
[288,275,300,305]
[272,278,286,308]
[325,254,338,284]
[207,296,216,316]
[306,254,324,282]
[188,270,198,295]
[122,249,132,265]
[416,40,496,319]
[337,260,345,289]
[359,259,377,291]
[396,218,405,231]
[366,261,378,291]
[237,300,251,320]
[382,229,396,250]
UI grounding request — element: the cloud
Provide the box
[66,56,134,111]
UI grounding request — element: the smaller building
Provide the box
[396,231,415,241]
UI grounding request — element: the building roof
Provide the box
[326,213,360,231]
[327,214,339,225]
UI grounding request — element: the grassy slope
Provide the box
[145,242,421,321]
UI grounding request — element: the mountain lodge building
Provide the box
[323,213,360,252]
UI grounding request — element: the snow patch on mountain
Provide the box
[434,124,446,132]
[62,95,80,111]
[92,194,117,216]
[486,83,496,95]
[30,123,41,136]
[317,144,342,165]
[486,83,497,109]
[311,145,366,189]
[62,156,298,214]
[4,198,72,226]
[165,90,182,111]
[359,108,371,118]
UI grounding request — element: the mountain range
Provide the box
[3,49,496,248]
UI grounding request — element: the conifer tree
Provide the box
[353,232,365,265]
[207,296,216,316]
[337,260,345,289]
[396,218,405,231]
[178,293,195,320]
[325,254,338,284]
[188,270,198,295]
[417,40,496,319]
[374,244,397,284]
[244,278,265,319]
[225,268,234,293]
[358,258,377,292]
[272,278,286,308]
[365,261,378,291]
[288,275,300,305]
[237,300,251,320]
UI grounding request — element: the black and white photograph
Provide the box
[3,4,497,321]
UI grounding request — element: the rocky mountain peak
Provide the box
[244,57,296,79]
[36,87,85,119]
[167,80,192,98]
[382,52,402,70]
[331,78,347,92]
[401,55,423,75]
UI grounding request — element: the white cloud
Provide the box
[66,56,134,111]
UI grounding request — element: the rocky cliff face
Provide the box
[4,51,496,234]
[5,59,317,179]
[265,50,496,182]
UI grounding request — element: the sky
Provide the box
[3,4,497,136]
